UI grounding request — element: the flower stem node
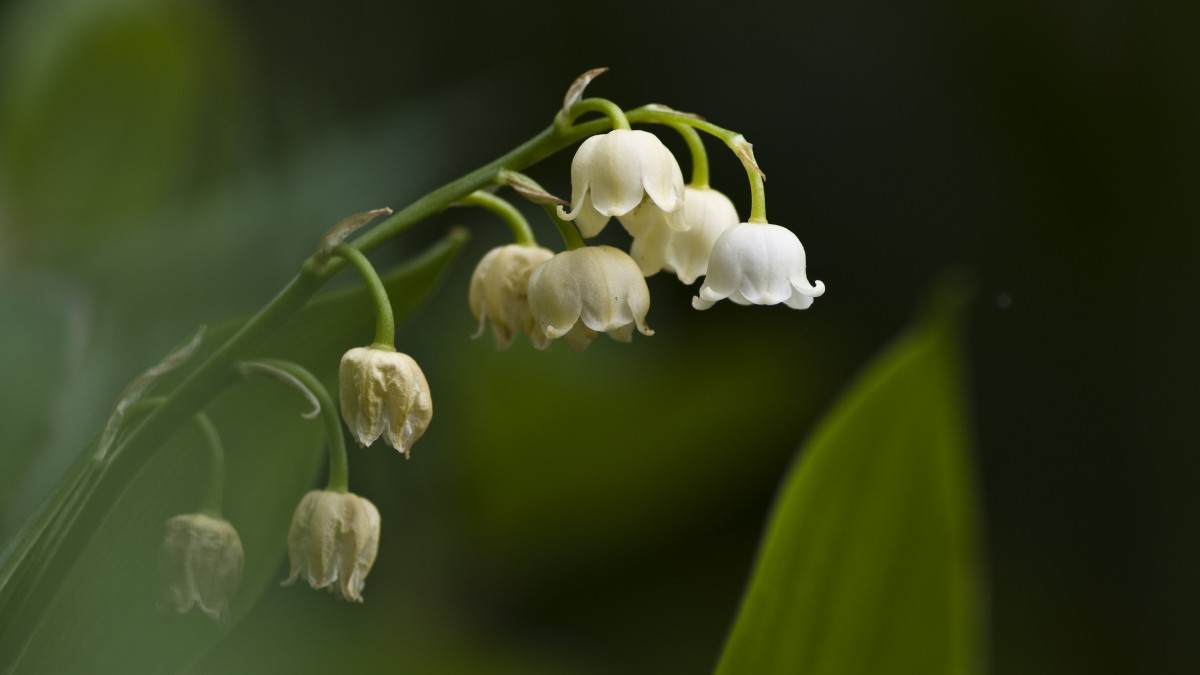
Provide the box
[159,513,243,621]
[693,222,826,310]
[630,186,739,284]
[556,129,686,238]
[469,244,556,350]
[339,346,432,458]
[283,490,380,603]
[527,245,653,349]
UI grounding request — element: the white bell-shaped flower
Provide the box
[159,513,243,621]
[468,244,555,350]
[556,129,686,238]
[283,490,381,603]
[527,245,654,349]
[693,222,825,310]
[339,347,432,458]
[628,186,739,284]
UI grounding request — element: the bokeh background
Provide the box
[0,0,1195,672]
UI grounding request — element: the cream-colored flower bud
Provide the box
[159,513,243,621]
[527,245,653,349]
[468,244,555,350]
[339,346,432,458]
[628,186,739,284]
[693,222,826,310]
[556,129,686,238]
[283,490,380,603]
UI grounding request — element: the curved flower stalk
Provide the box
[693,222,826,310]
[339,347,433,458]
[469,244,555,350]
[283,490,380,603]
[527,245,653,349]
[556,129,686,237]
[629,186,739,284]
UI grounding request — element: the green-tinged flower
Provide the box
[556,129,686,237]
[469,244,555,350]
[283,490,380,603]
[527,245,653,349]
[159,513,243,621]
[339,347,432,458]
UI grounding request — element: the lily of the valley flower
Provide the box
[628,186,739,284]
[556,129,686,238]
[339,347,432,458]
[283,490,380,603]
[469,244,555,350]
[527,245,653,349]
[159,513,243,621]
[693,222,825,310]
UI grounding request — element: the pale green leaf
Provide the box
[715,280,985,675]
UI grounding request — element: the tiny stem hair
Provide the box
[460,191,536,245]
[332,244,395,349]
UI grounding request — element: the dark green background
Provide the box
[0,0,1195,672]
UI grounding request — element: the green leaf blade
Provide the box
[715,287,985,675]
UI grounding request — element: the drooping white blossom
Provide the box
[556,129,686,237]
[283,490,380,603]
[468,244,555,350]
[339,347,432,457]
[159,513,243,621]
[527,245,653,349]
[627,186,739,284]
[693,222,825,310]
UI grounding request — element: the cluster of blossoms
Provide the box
[471,112,823,351]
[156,71,823,619]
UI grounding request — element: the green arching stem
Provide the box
[460,191,536,246]
[242,359,349,494]
[190,413,225,516]
[332,243,395,349]
[541,204,586,250]
[747,167,768,223]
[564,97,631,130]
[672,124,710,187]
[627,107,740,143]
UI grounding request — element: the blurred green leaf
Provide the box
[0,231,465,673]
[0,278,77,526]
[0,0,248,260]
[715,279,985,675]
